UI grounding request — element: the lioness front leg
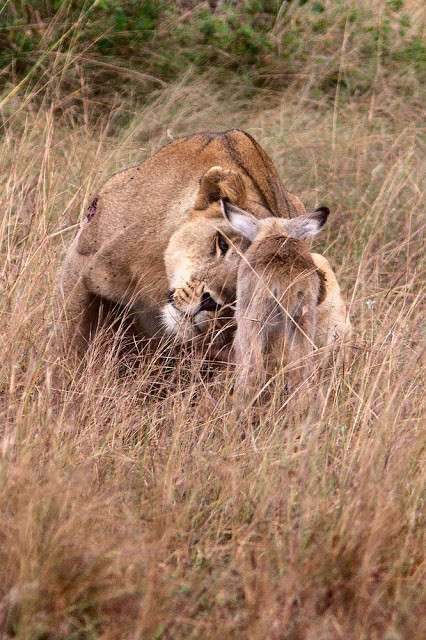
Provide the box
[56,274,99,357]
[55,237,110,357]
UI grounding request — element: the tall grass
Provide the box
[0,1,424,638]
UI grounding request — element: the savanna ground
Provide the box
[0,1,425,638]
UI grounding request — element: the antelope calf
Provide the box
[221,200,351,399]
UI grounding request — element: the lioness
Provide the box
[57,130,306,356]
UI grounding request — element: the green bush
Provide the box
[0,0,423,119]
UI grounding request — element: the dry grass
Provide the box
[1,3,425,639]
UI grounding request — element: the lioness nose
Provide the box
[199,291,222,313]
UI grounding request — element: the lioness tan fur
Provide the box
[310,252,352,349]
[57,130,306,356]
[222,201,351,396]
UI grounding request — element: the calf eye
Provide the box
[217,234,229,255]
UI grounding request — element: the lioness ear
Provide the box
[284,206,330,239]
[194,166,247,210]
[221,198,260,242]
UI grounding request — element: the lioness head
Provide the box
[162,166,252,347]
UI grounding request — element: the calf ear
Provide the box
[285,206,330,239]
[221,198,260,242]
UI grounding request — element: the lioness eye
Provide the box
[217,234,229,255]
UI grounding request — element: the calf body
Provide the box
[234,226,322,394]
[221,201,350,400]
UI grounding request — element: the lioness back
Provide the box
[57,130,306,355]
[78,130,304,254]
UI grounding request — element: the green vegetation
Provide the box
[1,0,424,119]
[0,1,424,638]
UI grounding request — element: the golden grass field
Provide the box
[0,1,424,638]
